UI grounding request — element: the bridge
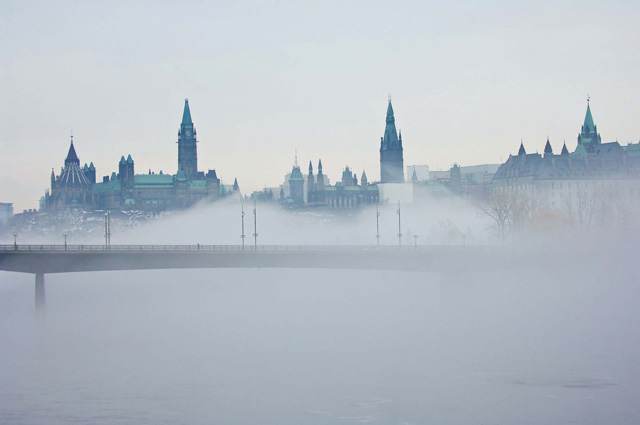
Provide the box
[0,243,541,310]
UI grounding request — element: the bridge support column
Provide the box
[35,273,45,313]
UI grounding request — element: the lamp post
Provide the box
[241,202,246,250]
[413,234,418,249]
[104,211,111,249]
[12,234,17,250]
[252,199,258,249]
[375,204,381,246]
[396,201,402,248]
[63,234,67,251]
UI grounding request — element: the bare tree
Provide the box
[476,191,512,243]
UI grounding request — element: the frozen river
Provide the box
[1,266,638,424]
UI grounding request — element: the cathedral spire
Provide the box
[561,141,569,156]
[583,103,595,133]
[380,98,404,183]
[182,98,193,126]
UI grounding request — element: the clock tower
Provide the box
[177,99,198,180]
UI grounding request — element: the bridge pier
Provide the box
[35,273,45,313]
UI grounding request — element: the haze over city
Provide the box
[2,0,640,211]
[2,1,640,424]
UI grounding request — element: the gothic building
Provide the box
[286,159,378,208]
[576,101,602,153]
[46,136,94,210]
[491,101,640,211]
[46,99,230,212]
[380,99,404,183]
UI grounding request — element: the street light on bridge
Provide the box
[375,204,381,246]
[104,211,111,249]
[12,234,17,250]
[396,201,402,248]
[252,199,258,249]
[241,202,246,250]
[63,234,67,251]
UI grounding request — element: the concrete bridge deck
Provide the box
[0,243,561,311]
[0,244,506,274]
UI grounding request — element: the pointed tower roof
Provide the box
[318,159,323,171]
[126,154,133,164]
[182,98,193,126]
[308,160,313,173]
[381,100,400,151]
[561,142,569,155]
[233,178,239,191]
[411,169,419,181]
[361,170,367,181]
[583,103,595,133]
[518,141,526,155]
[65,137,80,165]
[119,155,126,165]
[544,138,553,155]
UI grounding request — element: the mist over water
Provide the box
[1,201,639,424]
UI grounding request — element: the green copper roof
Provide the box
[583,104,595,133]
[93,179,121,193]
[119,156,126,165]
[381,101,400,151]
[134,174,174,186]
[182,99,193,126]
[289,165,304,181]
[126,154,133,164]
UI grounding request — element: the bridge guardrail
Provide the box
[0,244,484,253]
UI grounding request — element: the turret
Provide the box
[306,161,315,203]
[118,155,134,187]
[177,98,199,180]
[316,159,325,191]
[518,141,526,156]
[361,170,368,187]
[544,137,553,158]
[577,99,602,153]
[379,98,405,183]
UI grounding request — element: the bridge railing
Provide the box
[0,244,484,253]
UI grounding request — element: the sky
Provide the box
[1,0,639,211]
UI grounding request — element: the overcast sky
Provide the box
[1,0,639,211]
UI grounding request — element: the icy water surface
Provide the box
[1,267,638,424]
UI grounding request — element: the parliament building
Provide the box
[46,100,234,212]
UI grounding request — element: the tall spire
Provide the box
[380,97,404,183]
[382,100,399,150]
[583,103,595,133]
[182,98,193,126]
[577,98,601,153]
[318,159,323,171]
[308,160,313,173]
[561,141,569,155]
